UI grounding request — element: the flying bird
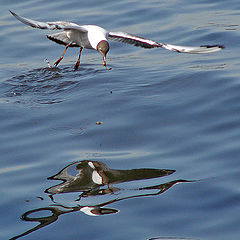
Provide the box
[10,10,224,70]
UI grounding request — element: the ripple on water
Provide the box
[1,65,104,106]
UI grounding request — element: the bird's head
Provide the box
[97,40,109,67]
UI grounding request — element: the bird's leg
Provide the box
[102,57,111,71]
[74,47,83,71]
[54,42,72,67]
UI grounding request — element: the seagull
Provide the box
[10,10,224,70]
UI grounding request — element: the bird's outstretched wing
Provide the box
[9,10,87,32]
[108,31,224,54]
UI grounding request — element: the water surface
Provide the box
[1,0,240,239]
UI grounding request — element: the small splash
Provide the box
[45,58,53,68]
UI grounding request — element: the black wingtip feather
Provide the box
[200,44,225,49]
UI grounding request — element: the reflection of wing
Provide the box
[108,31,225,53]
[9,10,87,32]
[45,160,176,195]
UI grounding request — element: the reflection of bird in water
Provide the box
[10,10,224,70]
[45,160,176,199]
[10,160,195,240]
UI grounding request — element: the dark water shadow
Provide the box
[1,65,104,106]
[10,160,195,240]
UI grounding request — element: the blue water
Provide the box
[1,0,240,239]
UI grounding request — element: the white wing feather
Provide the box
[108,31,161,48]
[9,10,87,32]
[160,43,224,54]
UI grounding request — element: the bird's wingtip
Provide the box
[213,44,225,50]
[9,10,18,17]
[201,44,225,50]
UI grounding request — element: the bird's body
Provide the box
[51,25,108,49]
[10,10,224,70]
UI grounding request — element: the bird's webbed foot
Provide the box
[102,60,111,71]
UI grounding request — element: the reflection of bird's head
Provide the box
[80,206,119,216]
